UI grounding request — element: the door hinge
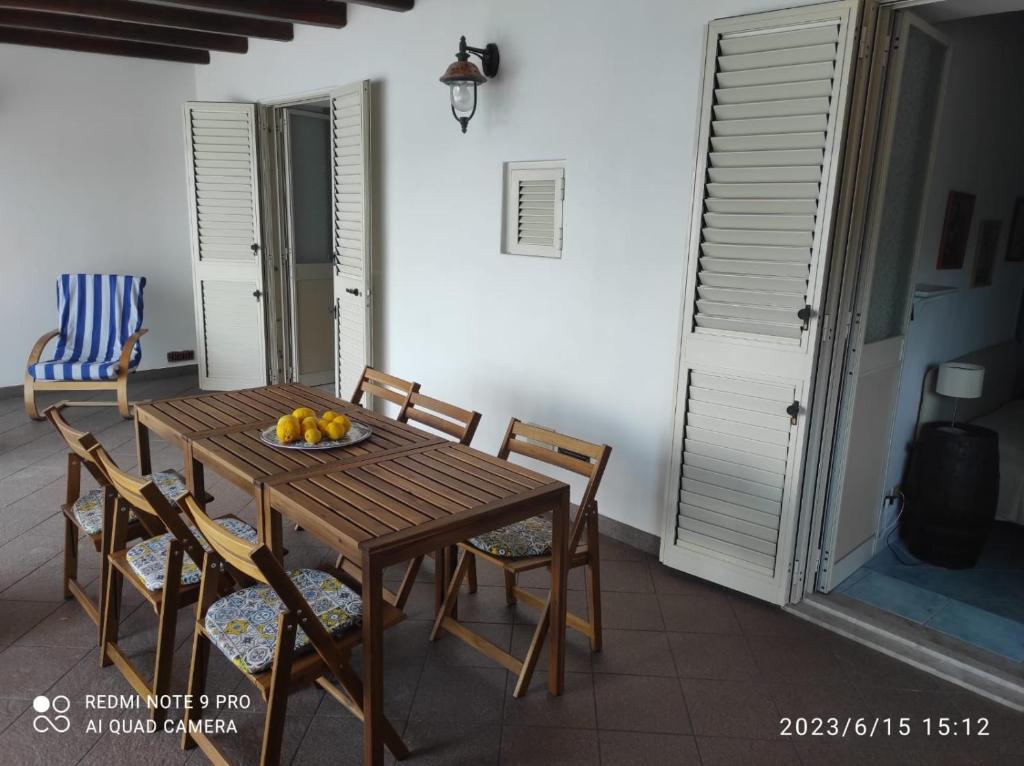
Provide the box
[331,302,338,318]
[331,251,340,276]
[786,400,800,425]
[858,25,871,60]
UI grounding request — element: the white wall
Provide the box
[882,12,1024,522]
[195,0,813,536]
[0,45,197,387]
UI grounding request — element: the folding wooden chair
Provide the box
[45,404,188,632]
[94,447,256,724]
[350,365,419,409]
[180,494,409,766]
[25,274,147,419]
[431,419,611,697]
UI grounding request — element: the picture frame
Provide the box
[1006,197,1024,263]
[971,220,1001,287]
[936,190,976,270]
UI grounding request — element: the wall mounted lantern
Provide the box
[439,36,499,133]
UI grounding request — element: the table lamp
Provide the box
[936,362,985,429]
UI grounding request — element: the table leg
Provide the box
[446,544,459,620]
[548,487,569,695]
[185,449,205,510]
[135,417,152,476]
[259,485,284,561]
[361,550,384,766]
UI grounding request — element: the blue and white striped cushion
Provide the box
[27,274,146,382]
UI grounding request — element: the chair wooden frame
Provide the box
[333,390,482,613]
[350,365,419,409]
[430,418,611,697]
[180,494,409,766]
[94,448,235,725]
[45,405,152,632]
[25,328,148,420]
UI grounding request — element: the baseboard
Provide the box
[790,592,1024,712]
[0,364,198,400]
[599,514,660,556]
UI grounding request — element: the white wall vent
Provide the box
[503,160,565,258]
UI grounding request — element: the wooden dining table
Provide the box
[134,383,572,766]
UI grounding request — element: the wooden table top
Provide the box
[265,441,564,562]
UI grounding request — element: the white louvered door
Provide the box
[329,81,372,398]
[661,2,859,604]
[183,102,268,390]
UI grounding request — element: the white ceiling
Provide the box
[915,0,1024,23]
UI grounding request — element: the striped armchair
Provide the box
[25,274,147,419]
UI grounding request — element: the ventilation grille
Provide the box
[188,106,257,263]
[676,371,796,573]
[694,23,843,340]
[504,163,564,258]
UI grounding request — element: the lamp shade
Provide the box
[936,362,985,399]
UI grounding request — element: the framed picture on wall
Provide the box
[971,220,1001,287]
[936,190,976,270]
[1006,197,1024,263]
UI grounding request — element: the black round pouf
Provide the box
[902,421,999,569]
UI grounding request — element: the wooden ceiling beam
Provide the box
[0,9,246,52]
[144,1,348,28]
[346,0,413,9]
[0,26,209,63]
[0,1,293,41]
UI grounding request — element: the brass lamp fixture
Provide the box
[439,36,499,133]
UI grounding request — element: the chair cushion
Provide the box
[204,569,362,675]
[71,469,187,536]
[468,517,553,559]
[126,517,257,591]
[27,274,146,382]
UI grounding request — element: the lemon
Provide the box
[326,415,351,440]
[322,409,341,422]
[292,406,315,421]
[278,414,299,429]
[304,427,323,445]
[317,418,332,432]
[301,416,319,433]
[276,418,300,444]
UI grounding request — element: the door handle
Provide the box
[345,287,361,297]
[786,400,800,425]
[253,289,263,301]
[251,243,260,257]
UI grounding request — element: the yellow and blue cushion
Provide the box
[204,569,362,675]
[468,517,553,559]
[71,469,188,536]
[126,517,257,591]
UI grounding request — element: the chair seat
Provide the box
[126,517,257,591]
[204,569,362,675]
[28,356,139,382]
[71,469,187,536]
[468,517,553,559]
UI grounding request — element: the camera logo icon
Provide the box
[32,695,71,734]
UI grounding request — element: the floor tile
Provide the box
[681,678,780,739]
[650,564,722,596]
[748,634,847,684]
[597,730,700,765]
[0,644,88,700]
[499,725,600,765]
[593,673,690,734]
[593,560,654,593]
[658,593,741,634]
[730,596,811,638]
[407,664,506,726]
[503,671,596,729]
[696,736,801,765]
[0,600,60,650]
[591,629,675,677]
[843,571,950,623]
[15,599,100,649]
[594,592,664,631]
[667,632,760,681]
[401,719,500,765]
[509,622,594,674]
[426,621,512,669]
[923,601,1024,662]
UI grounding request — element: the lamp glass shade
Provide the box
[936,363,985,399]
[450,82,475,114]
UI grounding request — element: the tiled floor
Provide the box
[840,531,1024,662]
[0,375,1022,765]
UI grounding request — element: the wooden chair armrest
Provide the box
[117,328,148,372]
[26,330,60,367]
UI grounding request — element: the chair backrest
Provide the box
[397,391,481,445]
[182,494,266,584]
[350,366,419,408]
[53,274,146,365]
[497,419,611,549]
[46,404,100,465]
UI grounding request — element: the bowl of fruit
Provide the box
[260,407,372,450]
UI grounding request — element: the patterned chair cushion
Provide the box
[204,569,362,675]
[71,469,187,536]
[126,517,257,591]
[468,517,553,559]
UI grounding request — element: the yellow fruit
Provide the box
[301,416,319,432]
[304,427,323,444]
[326,415,351,440]
[317,418,332,432]
[322,409,340,422]
[277,414,298,429]
[292,406,315,421]
[276,419,300,444]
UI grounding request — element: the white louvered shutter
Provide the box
[504,163,564,258]
[330,81,372,398]
[183,102,268,391]
[661,2,858,604]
